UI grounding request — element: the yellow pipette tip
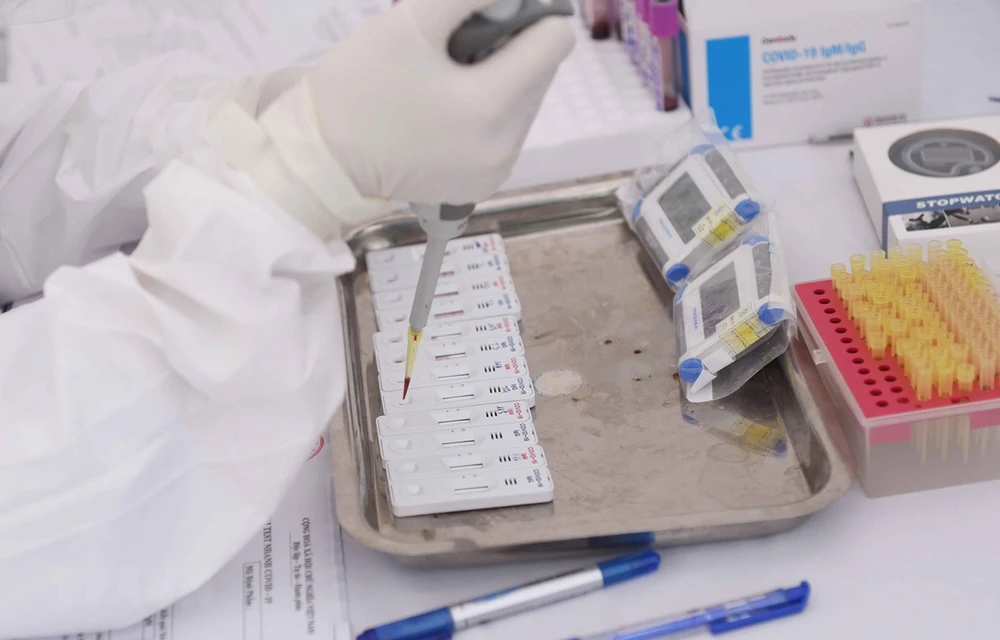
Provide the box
[402,326,424,399]
[957,363,976,395]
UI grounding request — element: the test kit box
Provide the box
[679,0,923,147]
[853,114,1000,274]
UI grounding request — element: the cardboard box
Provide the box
[678,0,923,147]
[853,114,1000,274]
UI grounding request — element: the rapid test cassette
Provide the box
[373,315,521,353]
[372,273,516,312]
[375,334,525,370]
[388,467,554,517]
[379,355,530,393]
[676,237,789,394]
[376,291,523,331]
[379,422,537,461]
[368,253,510,293]
[376,401,534,436]
[386,445,547,481]
[366,233,506,273]
[381,376,536,414]
[633,145,761,287]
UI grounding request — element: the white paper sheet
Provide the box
[19,432,352,640]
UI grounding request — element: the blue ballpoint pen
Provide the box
[568,581,811,640]
[356,550,662,640]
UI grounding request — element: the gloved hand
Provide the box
[206,0,574,240]
[308,0,576,206]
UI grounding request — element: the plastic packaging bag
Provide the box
[618,113,764,290]
[618,111,794,403]
[680,365,791,465]
[672,210,795,402]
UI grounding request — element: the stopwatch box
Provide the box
[678,0,923,147]
[853,114,1000,276]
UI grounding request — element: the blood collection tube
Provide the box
[582,0,613,39]
[623,0,638,64]
[635,0,650,88]
[648,0,680,111]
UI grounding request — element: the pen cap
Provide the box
[597,550,662,587]
[356,608,454,640]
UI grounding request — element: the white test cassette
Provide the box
[379,356,529,393]
[632,145,760,288]
[375,291,522,331]
[372,273,516,312]
[375,334,525,371]
[380,376,535,414]
[368,253,510,293]
[386,445,547,481]
[366,233,506,273]
[676,236,788,395]
[372,315,520,353]
[379,422,537,461]
[376,401,534,436]
[388,467,554,517]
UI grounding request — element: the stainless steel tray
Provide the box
[329,175,852,565]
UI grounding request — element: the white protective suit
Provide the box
[0,0,574,636]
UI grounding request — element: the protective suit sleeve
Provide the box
[0,50,373,304]
[0,149,356,637]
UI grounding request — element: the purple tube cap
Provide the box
[637,0,650,22]
[649,0,679,38]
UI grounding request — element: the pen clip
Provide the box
[708,582,810,635]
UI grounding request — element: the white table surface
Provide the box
[343,1,1000,639]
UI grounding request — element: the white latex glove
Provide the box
[308,0,575,204]
[205,1,574,241]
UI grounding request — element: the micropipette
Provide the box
[402,0,575,397]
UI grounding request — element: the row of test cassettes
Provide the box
[365,234,555,518]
